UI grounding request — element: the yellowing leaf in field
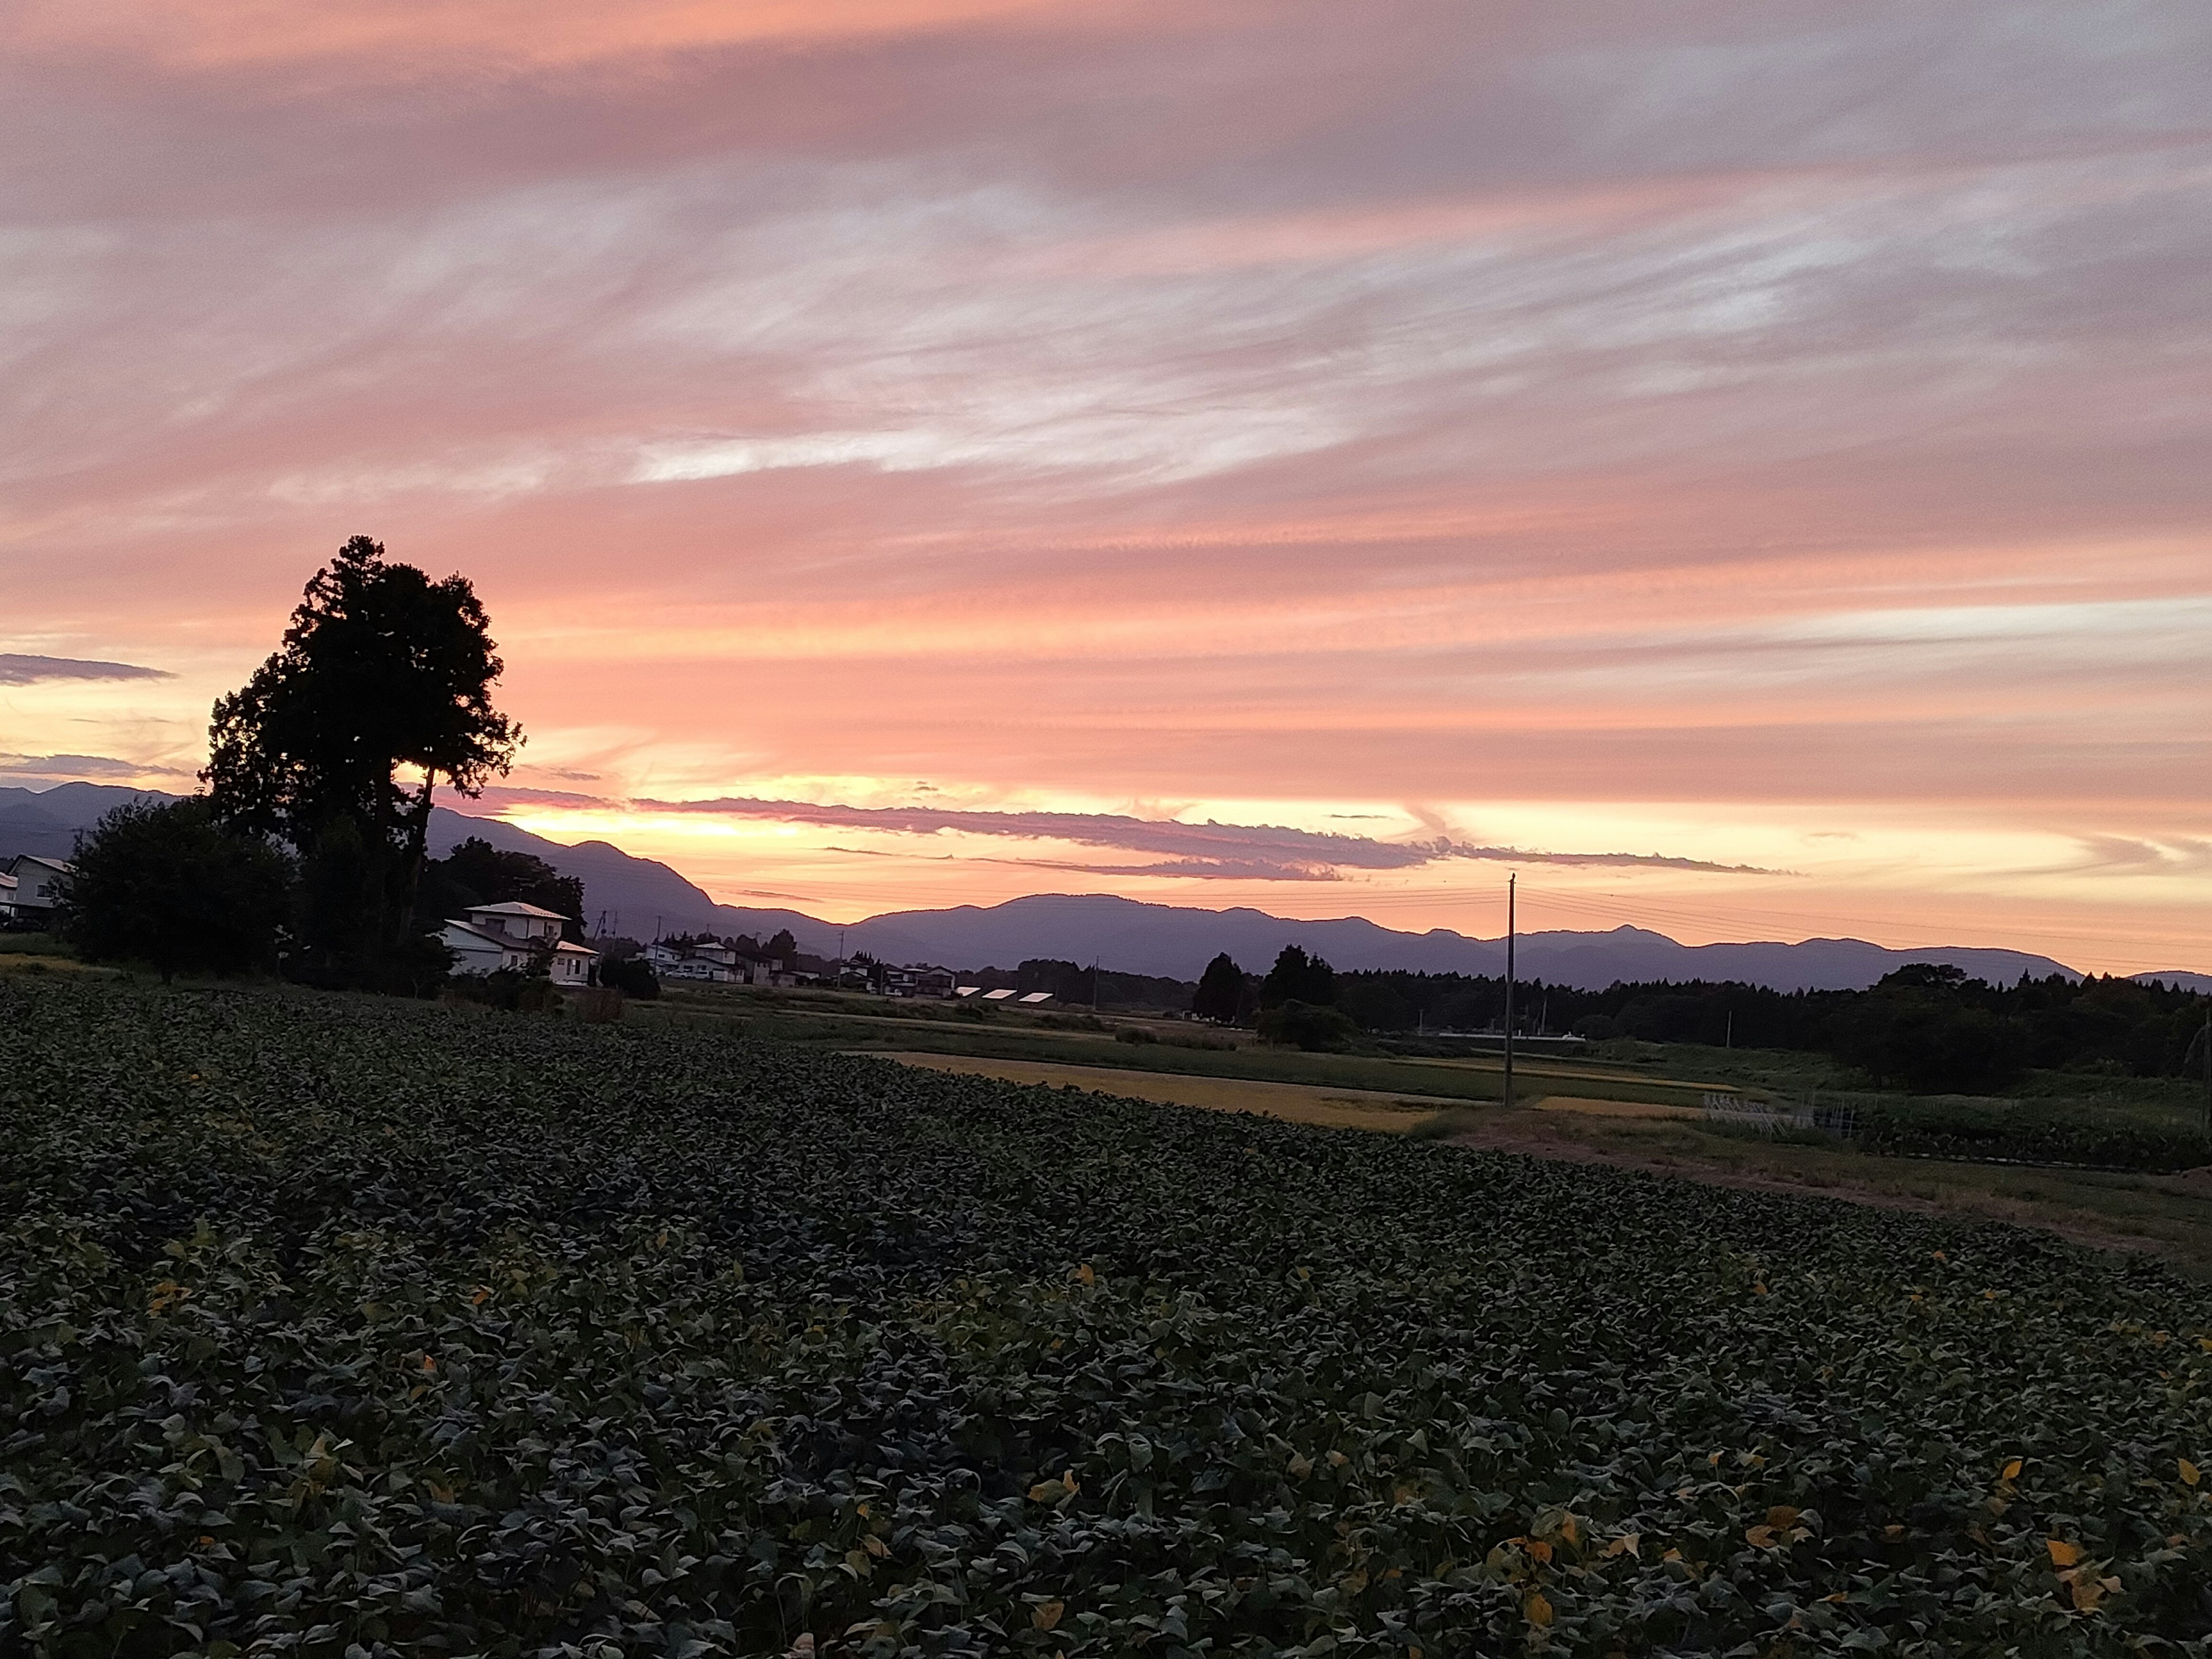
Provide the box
[2047,1539,2082,1567]
[1766,1506,1801,1531]
[1076,1263,1094,1286]
[1028,1481,1058,1502]
[422,1354,436,1373]
[1288,1453,1313,1479]
[2069,1575,2107,1612]
[2180,1459,2201,1487]
[1524,1590,1553,1628]
[1033,1600,1065,1631]
[1603,1533,1640,1558]
[1327,1449,1349,1468]
[1820,1592,1849,1604]
[863,1535,888,1558]
[428,1480,456,1502]
[1745,1525,1778,1550]
[1527,1539,1553,1563]
[2002,1459,2022,1481]
[1559,1515,1580,1546]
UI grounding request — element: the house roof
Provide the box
[444,918,594,958]
[465,900,571,920]
[7,854,71,876]
[442,919,514,949]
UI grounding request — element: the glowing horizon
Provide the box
[3,1,2208,976]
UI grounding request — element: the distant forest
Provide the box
[1332,964,2210,1093]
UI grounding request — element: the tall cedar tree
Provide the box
[64,798,293,983]
[1260,944,1336,1009]
[205,537,520,985]
[1191,952,1247,1022]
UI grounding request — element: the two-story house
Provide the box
[442,900,595,984]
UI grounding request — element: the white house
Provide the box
[1,855,70,920]
[646,938,741,983]
[0,869,15,918]
[441,900,595,985]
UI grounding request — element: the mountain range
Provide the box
[7,781,2195,993]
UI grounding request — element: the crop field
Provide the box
[5,978,2212,1658]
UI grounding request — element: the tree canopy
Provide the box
[205,536,520,986]
[418,837,585,940]
[63,798,292,983]
[1191,952,1247,1022]
[1259,944,1336,1010]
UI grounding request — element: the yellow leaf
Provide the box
[1327,1449,1349,1468]
[2181,1459,2202,1487]
[1745,1525,1778,1550]
[1753,1283,1768,1296]
[427,1480,456,1502]
[1603,1533,1640,1558]
[2002,1459,2022,1481]
[1076,1263,1094,1286]
[2047,1539,2082,1568]
[1523,1590,1553,1628]
[1820,1592,1848,1605]
[1526,1539,1552,1563]
[1032,1600,1064,1631]
[1559,1515,1580,1546]
[863,1535,888,1558]
[1288,1454,1313,1479]
[1028,1482,1058,1502]
[1766,1506,1801,1531]
[2069,1575,2106,1612]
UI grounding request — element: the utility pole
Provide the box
[1502,873,1516,1110]
[1726,1009,1734,1050]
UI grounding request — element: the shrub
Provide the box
[62,797,292,983]
[1113,1025,1158,1045]
[1257,998,1361,1051]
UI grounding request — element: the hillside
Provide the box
[1,782,2090,991]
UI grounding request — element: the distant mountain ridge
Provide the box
[0,782,2138,993]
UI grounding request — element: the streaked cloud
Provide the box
[635,796,1778,880]
[0,654,171,685]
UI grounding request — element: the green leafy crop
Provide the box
[3,978,2208,1657]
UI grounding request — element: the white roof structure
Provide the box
[1017,991,1056,1005]
[465,900,571,920]
[982,988,1018,1001]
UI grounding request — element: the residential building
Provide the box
[646,937,741,982]
[1,855,70,921]
[442,901,594,985]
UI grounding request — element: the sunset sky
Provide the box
[3,0,2209,973]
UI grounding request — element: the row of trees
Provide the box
[1190,944,2212,1092]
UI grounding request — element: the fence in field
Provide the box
[1701,1092,1858,1141]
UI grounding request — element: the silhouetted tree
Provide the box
[1257,999,1360,1051]
[1260,944,1336,1009]
[63,798,291,983]
[1192,952,1247,1023]
[205,536,520,987]
[417,836,585,940]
